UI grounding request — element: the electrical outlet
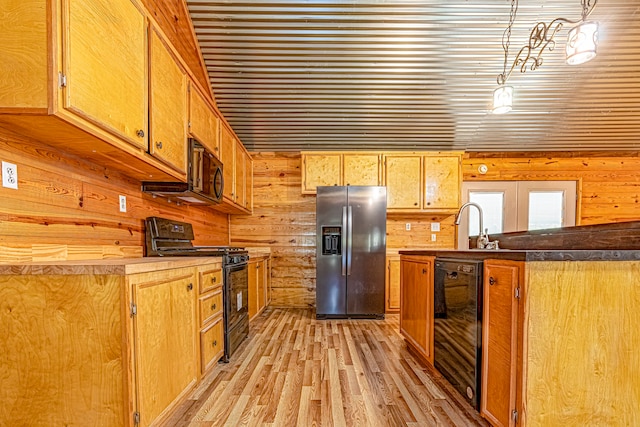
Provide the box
[430,222,440,232]
[2,161,18,189]
[431,233,437,242]
[119,195,127,212]
[405,223,411,231]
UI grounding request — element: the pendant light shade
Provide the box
[493,86,513,114]
[566,21,598,65]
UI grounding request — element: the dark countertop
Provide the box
[398,249,640,262]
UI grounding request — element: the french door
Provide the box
[457,181,577,249]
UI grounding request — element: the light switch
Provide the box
[405,223,411,231]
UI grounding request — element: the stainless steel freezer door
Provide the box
[316,186,348,316]
[345,186,387,315]
[316,186,387,317]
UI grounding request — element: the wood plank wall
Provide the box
[0,128,229,263]
[464,153,640,224]
[230,152,457,308]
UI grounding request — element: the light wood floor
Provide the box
[167,308,488,426]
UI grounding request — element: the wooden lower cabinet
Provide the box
[130,267,198,427]
[0,258,221,427]
[385,254,401,313]
[481,260,523,427]
[399,255,435,364]
[197,263,224,376]
[248,255,271,320]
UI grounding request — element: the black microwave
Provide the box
[142,139,223,205]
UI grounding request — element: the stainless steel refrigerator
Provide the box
[316,186,387,319]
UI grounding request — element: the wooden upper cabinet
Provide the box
[384,154,422,209]
[149,28,187,175]
[220,124,236,201]
[301,153,342,193]
[0,0,48,110]
[423,155,461,210]
[188,82,220,157]
[244,151,253,211]
[63,0,147,149]
[235,144,246,207]
[343,153,381,186]
[481,260,523,427]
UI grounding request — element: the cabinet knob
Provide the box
[212,276,217,283]
[489,277,496,286]
[187,283,193,291]
[211,303,217,311]
[422,268,427,274]
[156,141,163,149]
[414,202,418,206]
[136,129,145,138]
[212,340,217,347]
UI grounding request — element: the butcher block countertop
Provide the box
[399,249,640,261]
[0,256,222,275]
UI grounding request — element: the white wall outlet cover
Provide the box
[119,195,127,212]
[430,222,440,232]
[2,161,18,189]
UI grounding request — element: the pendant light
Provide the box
[566,0,598,66]
[493,0,517,114]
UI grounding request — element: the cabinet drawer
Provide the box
[199,289,223,327]
[200,316,224,374]
[200,268,223,294]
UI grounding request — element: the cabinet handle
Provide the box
[212,340,217,347]
[212,276,217,283]
[187,283,193,291]
[136,129,145,138]
[422,268,427,274]
[211,303,217,311]
[156,141,163,149]
[489,277,496,286]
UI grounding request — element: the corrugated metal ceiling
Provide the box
[186,0,640,152]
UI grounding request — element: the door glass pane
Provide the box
[469,192,504,236]
[528,191,564,230]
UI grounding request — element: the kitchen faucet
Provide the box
[454,202,494,249]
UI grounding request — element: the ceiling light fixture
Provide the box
[492,0,598,114]
[493,0,518,114]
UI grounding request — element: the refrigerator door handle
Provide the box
[341,206,347,276]
[347,205,353,275]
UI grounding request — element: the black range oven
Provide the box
[145,216,249,362]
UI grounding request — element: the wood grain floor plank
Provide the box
[171,308,488,426]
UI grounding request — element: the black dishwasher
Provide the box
[433,258,483,409]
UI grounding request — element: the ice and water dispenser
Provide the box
[321,226,342,255]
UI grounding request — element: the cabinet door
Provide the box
[247,259,259,319]
[149,29,187,174]
[301,153,341,193]
[257,259,266,312]
[220,125,236,201]
[481,261,522,427]
[400,257,434,364]
[244,151,253,211]
[63,0,147,148]
[189,82,220,157]
[423,155,461,210]
[385,155,421,209]
[386,255,401,313]
[132,269,197,427]
[235,143,246,207]
[343,153,381,186]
